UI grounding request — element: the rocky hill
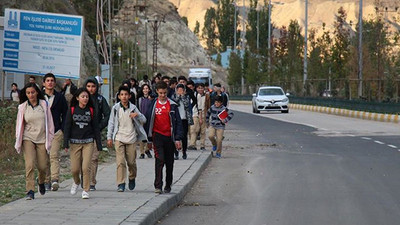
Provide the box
[116,0,227,85]
[171,0,399,38]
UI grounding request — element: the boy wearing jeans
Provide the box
[107,86,147,192]
[206,96,234,158]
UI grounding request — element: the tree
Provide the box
[182,17,188,26]
[331,7,351,97]
[194,21,200,37]
[202,8,218,54]
[216,0,237,51]
[287,20,304,94]
[228,51,243,89]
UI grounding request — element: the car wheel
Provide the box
[252,106,256,113]
[282,109,289,113]
[256,109,260,113]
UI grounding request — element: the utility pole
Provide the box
[303,0,308,94]
[268,0,272,77]
[358,0,363,98]
[148,15,165,74]
[233,1,237,50]
[241,0,246,94]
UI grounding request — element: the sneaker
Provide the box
[182,152,187,159]
[70,183,79,195]
[145,150,153,158]
[128,179,136,191]
[26,190,34,200]
[212,146,217,151]
[89,185,96,191]
[187,146,197,150]
[164,186,171,193]
[117,183,125,192]
[139,154,145,159]
[200,147,206,151]
[154,188,162,194]
[174,152,179,160]
[216,153,221,158]
[51,181,59,191]
[44,183,51,191]
[81,191,89,199]
[38,183,46,195]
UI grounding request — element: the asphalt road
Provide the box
[159,105,400,225]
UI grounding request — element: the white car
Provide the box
[252,86,289,113]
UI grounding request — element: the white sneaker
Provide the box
[70,183,78,195]
[81,191,89,199]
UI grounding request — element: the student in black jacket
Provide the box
[42,73,68,191]
[84,77,111,191]
[64,88,102,199]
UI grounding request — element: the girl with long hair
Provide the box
[15,83,54,200]
[64,88,102,199]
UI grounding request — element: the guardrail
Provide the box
[229,95,400,114]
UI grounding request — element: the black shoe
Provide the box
[117,183,125,192]
[164,186,171,193]
[89,185,96,191]
[200,147,206,151]
[187,146,197,150]
[145,150,153,158]
[139,154,145,159]
[38,183,46,195]
[44,182,51,191]
[182,152,187,159]
[174,152,179,160]
[128,179,136,190]
[26,190,34,200]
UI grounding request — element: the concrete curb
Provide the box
[230,100,399,123]
[122,152,212,225]
[289,103,399,123]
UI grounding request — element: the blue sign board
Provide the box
[2,9,84,79]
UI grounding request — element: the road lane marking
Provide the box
[374,141,385,145]
[361,137,372,140]
[388,145,397,149]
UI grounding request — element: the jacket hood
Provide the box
[84,77,99,94]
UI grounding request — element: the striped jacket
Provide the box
[206,105,234,130]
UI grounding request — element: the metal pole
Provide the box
[358,0,363,98]
[257,8,259,50]
[1,71,5,102]
[241,0,245,95]
[303,0,308,91]
[234,3,237,50]
[268,0,272,75]
[108,0,113,104]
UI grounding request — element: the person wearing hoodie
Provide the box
[84,77,111,191]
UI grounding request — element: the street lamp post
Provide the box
[358,0,363,98]
[233,1,237,50]
[268,0,272,75]
[303,0,308,94]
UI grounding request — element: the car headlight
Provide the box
[256,98,263,102]
[282,97,289,103]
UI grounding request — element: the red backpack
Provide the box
[71,106,94,119]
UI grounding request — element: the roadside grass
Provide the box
[0,102,115,206]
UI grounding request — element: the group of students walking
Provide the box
[14,72,233,200]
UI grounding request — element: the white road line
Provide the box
[374,141,385,145]
[388,145,397,149]
[347,134,355,137]
[361,137,372,140]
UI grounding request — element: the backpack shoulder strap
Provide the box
[71,106,75,115]
[89,107,94,119]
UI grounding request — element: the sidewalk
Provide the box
[0,150,211,225]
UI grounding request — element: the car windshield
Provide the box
[190,77,208,84]
[259,88,284,96]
